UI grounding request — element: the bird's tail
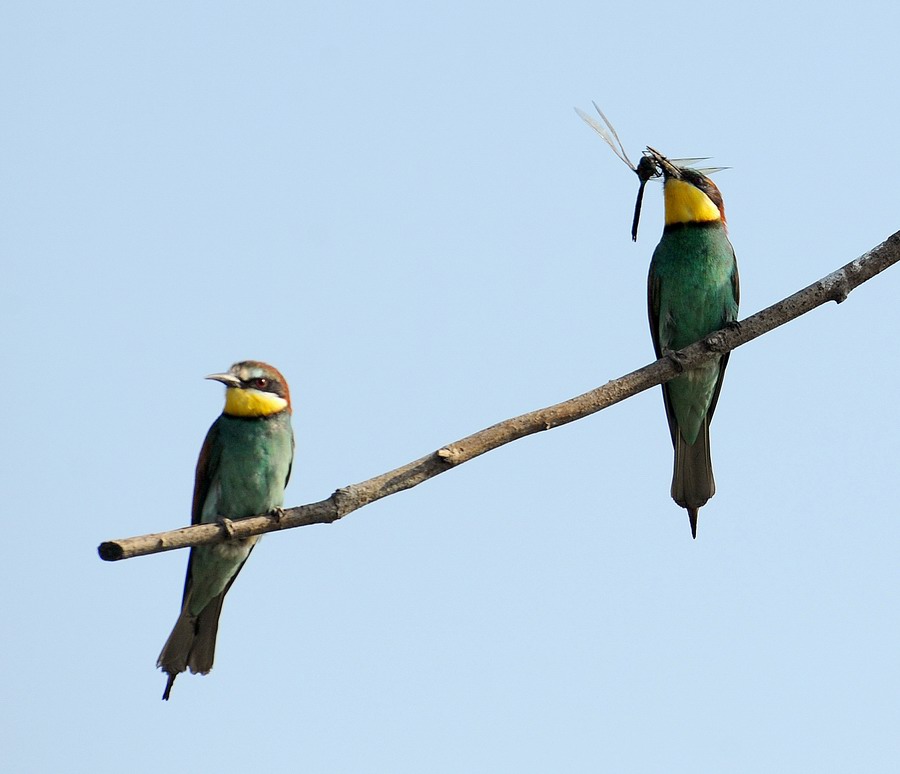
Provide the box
[671,418,715,539]
[156,593,225,700]
[157,607,194,700]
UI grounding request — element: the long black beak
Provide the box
[206,372,242,388]
[644,146,682,179]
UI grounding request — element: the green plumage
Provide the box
[648,220,739,536]
[187,413,294,616]
[158,361,294,699]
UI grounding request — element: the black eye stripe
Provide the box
[240,376,284,396]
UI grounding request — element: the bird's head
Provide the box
[206,361,292,417]
[643,146,727,227]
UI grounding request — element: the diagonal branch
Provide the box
[98,229,900,562]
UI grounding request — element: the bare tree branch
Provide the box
[98,230,900,562]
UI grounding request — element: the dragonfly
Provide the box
[575,102,725,241]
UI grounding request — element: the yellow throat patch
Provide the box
[664,178,721,225]
[224,387,288,417]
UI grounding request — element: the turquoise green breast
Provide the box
[204,412,294,521]
[650,221,738,444]
[649,222,737,350]
[186,411,293,615]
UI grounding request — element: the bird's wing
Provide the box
[648,268,679,446]
[191,418,223,525]
[731,249,740,308]
[180,418,224,607]
[647,269,663,359]
[707,248,740,421]
[284,431,295,489]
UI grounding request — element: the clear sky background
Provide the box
[4,2,899,772]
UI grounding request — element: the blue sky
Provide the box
[4,2,900,772]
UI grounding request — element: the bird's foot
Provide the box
[706,320,742,353]
[268,506,286,524]
[664,349,686,373]
[218,517,236,540]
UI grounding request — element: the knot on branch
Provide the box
[332,485,361,519]
[437,445,464,465]
[829,274,850,304]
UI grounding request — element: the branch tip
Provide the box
[98,541,124,562]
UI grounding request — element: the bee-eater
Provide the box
[646,148,739,538]
[575,105,739,537]
[157,361,294,700]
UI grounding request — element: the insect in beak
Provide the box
[575,102,662,241]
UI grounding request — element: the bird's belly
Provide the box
[201,442,290,523]
[188,536,260,616]
[667,358,721,445]
[216,468,285,518]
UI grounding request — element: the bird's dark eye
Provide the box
[254,377,269,389]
